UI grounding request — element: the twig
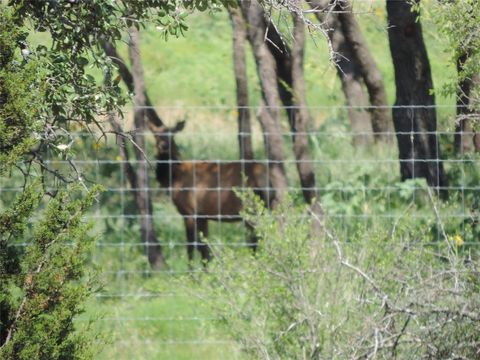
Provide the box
[426,186,455,260]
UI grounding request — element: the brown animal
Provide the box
[151,121,272,263]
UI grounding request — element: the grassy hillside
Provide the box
[129,4,455,119]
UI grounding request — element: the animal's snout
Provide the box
[159,141,169,151]
[156,135,172,152]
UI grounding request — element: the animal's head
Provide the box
[150,120,186,160]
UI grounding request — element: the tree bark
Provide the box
[228,6,254,161]
[238,2,323,224]
[239,0,288,207]
[290,14,320,207]
[310,0,373,146]
[336,0,391,141]
[291,14,324,229]
[455,52,480,153]
[127,27,165,269]
[101,41,164,128]
[263,15,321,204]
[239,1,322,221]
[386,0,448,197]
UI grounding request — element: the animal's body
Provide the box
[152,121,271,263]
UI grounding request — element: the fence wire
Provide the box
[1,104,479,356]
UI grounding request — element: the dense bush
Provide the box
[194,192,480,359]
[0,184,102,359]
[0,6,103,357]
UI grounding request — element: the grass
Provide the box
[126,2,456,117]
[77,275,243,360]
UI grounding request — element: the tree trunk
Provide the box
[386,0,448,197]
[291,14,324,229]
[310,0,373,146]
[261,13,321,204]
[239,0,288,206]
[455,52,480,153]
[108,116,137,193]
[240,1,322,220]
[264,21,294,122]
[228,6,254,161]
[337,0,391,141]
[101,41,164,128]
[290,14,320,207]
[127,27,165,269]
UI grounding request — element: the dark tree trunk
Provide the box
[253,7,319,200]
[239,0,288,206]
[238,2,323,223]
[108,116,137,195]
[336,0,391,141]
[239,1,322,220]
[127,27,165,269]
[290,14,320,207]
[263,16,322,204]
[386,0,448,197]
[455,52,480,153]
[228,6,254,161]
[310,0,373,146]
[264,21,293,121]
[101,41,164,128]
[291,14,324,229]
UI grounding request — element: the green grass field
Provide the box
[132,4,455,110]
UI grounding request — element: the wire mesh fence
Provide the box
[1,104,479,358]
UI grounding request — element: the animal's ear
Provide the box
[172,120,186,133]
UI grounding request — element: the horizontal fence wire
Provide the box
[63,130,479,137]
[9,239,480,248]
[129,104,469,109]
[116,340,236,346]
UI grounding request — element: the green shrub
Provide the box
[0,6,102,359]
[193,192,480,359]
[0,184,102,360]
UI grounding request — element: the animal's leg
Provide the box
[196,218,211,263]
[184,217,196,264]
[246,222,258,252]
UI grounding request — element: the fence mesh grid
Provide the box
[1,104,479,357]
